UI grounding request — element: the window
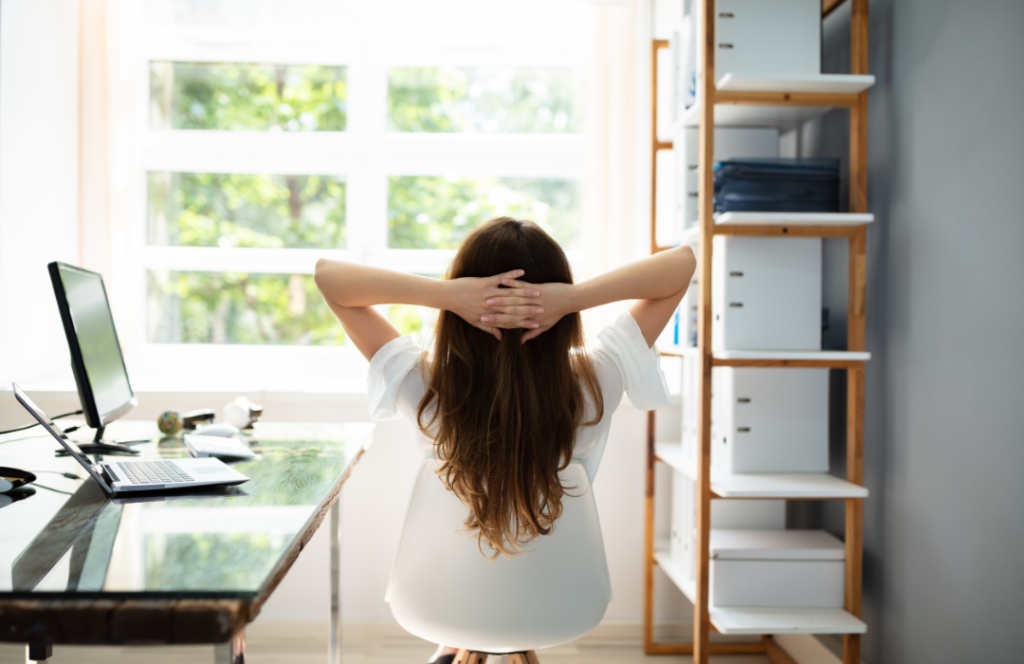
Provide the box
[137,0,591,382]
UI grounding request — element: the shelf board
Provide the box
[656,441,696,477]
[681,102,831,130]
[659,344,699,358]
[654,548,867,635]
[657,348,871,367]
[716,73,876,95]
[710,607,868,636]
[673,214,872,242]
[711,473,868,499]
[715,212,874,226]
[713,350,870,361]
[677,74,874,129]
[654,547,698,602]
[655,442,868,499]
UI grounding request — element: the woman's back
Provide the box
[369,310,671,484]
[316,216,694,558]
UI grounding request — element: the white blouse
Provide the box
[367,312,671,483]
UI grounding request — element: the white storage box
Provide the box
[712,236,822,351]
[673,127,778,231]
[712,367,829,473]
[715,0,821,82]
[710,529,845,607]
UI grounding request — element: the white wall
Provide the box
[0,0,81,386]
[797,1,1024,661]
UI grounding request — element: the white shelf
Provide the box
[709,607,867,635]
[713,350,871,362]
[715,212,875,226]
[655,442,868,499]
[657,348,871,362]
[655,546,866,635]
[716,73,876,94]
[654,547,697,601]
[681,102,830,130]
[656,441,696,477]
[659,344,699,358]
[678,74,874,129]
[711,473,868,499]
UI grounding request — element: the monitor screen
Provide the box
[51,263,134,423]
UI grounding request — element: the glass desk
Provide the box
[0,420,375,663]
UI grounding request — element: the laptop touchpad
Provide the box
[193,466,224,474]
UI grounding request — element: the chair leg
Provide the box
[507,652,540,664]
[454,651,488,664]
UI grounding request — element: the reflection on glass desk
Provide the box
[0,419,374,653]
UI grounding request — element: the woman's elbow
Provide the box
[677,245,697,284]
[314,258,336,296]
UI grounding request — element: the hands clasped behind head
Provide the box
[449,271,575,343]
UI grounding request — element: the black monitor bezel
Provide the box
[47,262,136,429]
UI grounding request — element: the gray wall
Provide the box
[801,1,1024,661]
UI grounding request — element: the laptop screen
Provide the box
[12,383,113,495]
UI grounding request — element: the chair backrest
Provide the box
[386,459,611,654]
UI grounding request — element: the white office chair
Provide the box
[386,459,612,663]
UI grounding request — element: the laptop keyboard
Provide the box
[115,460,195,485]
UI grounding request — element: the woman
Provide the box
[315,217,695,663]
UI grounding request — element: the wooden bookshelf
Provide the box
[644,1,871,663]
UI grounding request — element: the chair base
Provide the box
[454,650,540,664]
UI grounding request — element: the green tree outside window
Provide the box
[150,62,347,131]
[388,176,580,251]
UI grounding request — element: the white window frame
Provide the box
[130,16,591,390]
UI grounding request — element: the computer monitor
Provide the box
[48,262,138,450]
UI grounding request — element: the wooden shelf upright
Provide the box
[643,1,871,663]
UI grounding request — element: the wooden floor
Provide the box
[0,623,772,664]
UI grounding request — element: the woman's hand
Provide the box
[481,279,576,342]
[445,269,542,340]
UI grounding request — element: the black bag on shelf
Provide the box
[713,158,841,213]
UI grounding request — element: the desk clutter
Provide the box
[153,397,263,461]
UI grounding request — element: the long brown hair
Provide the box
[417,217,604,558]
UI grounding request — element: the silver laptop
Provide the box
[13,383,249,495]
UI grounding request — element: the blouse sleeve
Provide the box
[367,335,422,421]
[595,312,671,411]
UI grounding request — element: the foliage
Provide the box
[388,176,580,251]
[147,63,584,345]
[388,67,583,133]
[148,172,346,249]
[150,62,347,131]
[148,271,345,345]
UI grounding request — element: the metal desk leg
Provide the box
[330,499,341,664]
[214,630,246,664]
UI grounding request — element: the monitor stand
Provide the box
[69,426,145,455]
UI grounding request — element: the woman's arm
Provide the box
[314,259,542,360]
[482,245,696,346]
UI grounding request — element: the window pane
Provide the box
[148,271,344,345]
[388,68,583,133]
[150,62,347,131]
[148,172,346,249]
[388,305,437,347]
[388,176,580,250]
